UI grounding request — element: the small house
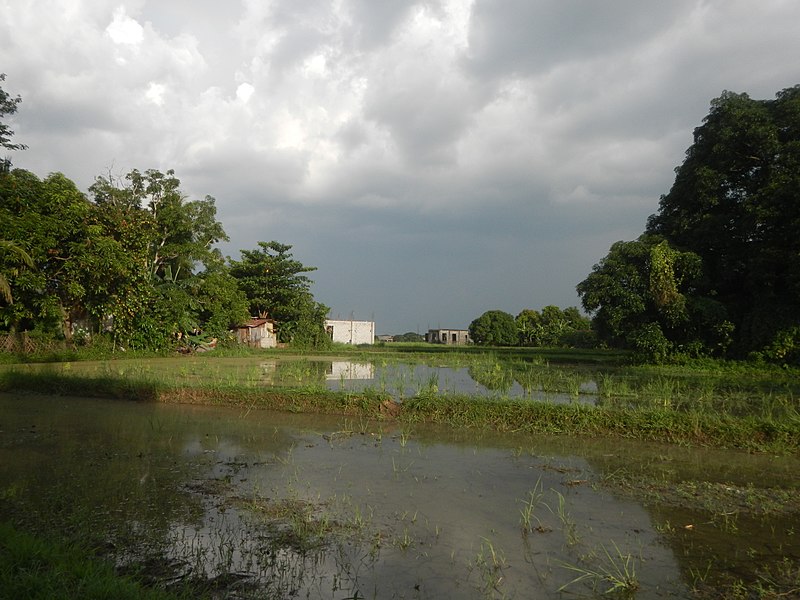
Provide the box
[425,328,471,345]
[236,317,277,349]
[325,319,375,345]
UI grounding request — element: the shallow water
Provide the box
[1,392,798,598]
[3,356,598,404]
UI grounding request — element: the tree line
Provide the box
[0,76,328,350]
[468,306,592,348]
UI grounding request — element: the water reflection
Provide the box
[325,361,374,381]
[4,393,796,597]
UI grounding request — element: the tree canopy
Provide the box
[579,86,800,363]
[228,241,329,346]
[0,81,329,351]
[469,310,518,346]
[515,305,591,347]
[0,168,331,350]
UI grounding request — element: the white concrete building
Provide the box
[325,319,375,345]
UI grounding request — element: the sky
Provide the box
[1,1,799,335]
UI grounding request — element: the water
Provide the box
[4,356,598,404]
[2,392,798,598]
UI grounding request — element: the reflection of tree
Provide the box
[0,399,298,558]
[0,405,205,549]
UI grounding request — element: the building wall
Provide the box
[325,319,375,345]
[426,329,471,345]
[236,319,277,348]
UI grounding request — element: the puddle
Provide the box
[1,393,798,598]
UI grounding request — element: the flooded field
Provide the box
[6,354,799,419]
[2,390,798,598]
[2,355,586,402]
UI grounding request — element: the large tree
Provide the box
[228,241,329,346]
[469,310,518,346]
[0,170,93,335]
[576,234,731,361]
[647,86,800,360]
[0,166,242,349]
[86,168,237,348]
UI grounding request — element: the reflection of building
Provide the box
[325,319,375,345]
[425,328,471,345]
[325,361,374,380]
[236,318,277,348]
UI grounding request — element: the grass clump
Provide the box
[0,522,187,600]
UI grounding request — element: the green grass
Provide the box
[0,522,188,600]
[2,367,798,453]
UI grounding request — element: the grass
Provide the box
[558,540,639,596]
[519,477,546,534]
[0,522,189,600]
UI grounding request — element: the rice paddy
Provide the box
[1,347,799,597]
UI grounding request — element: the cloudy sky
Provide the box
[1,1,798,334]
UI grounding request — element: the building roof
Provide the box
[238,318,274,329]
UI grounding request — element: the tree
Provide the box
[469,310,518,346]
[393,331,424,342]
[87,168,233,349]
[1,164,242,349]
[90,169,227,281]
[515,309,543,346]
[576,235,726,361]
[0,170,93,335]
[0,240,33,304]
[193,266,250,338]
[0,74,26,152]
[516,306,592,347]
[228,241,329,345]
[646,86,800,360]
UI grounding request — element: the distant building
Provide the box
[425,328,471,345]
[325,319,375,345]
[376,335,395,343]
[235,317,277,348]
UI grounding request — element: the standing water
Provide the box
[1,391,798,598]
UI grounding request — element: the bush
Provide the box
[628,323,672,364]
[762,326,800,367]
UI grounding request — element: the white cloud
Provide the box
[145,81,166,105]
[235,82,255,103]
[105,6,144,45]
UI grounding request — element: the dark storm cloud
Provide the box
[464,0,693,78]
[2,0,799,332]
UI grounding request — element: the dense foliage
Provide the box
[228,241,330,346]
[469,310,518,346]
[468,306,591,347]
[579,86,800,364]
[393,332,424,342]
[0,76,328,350]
